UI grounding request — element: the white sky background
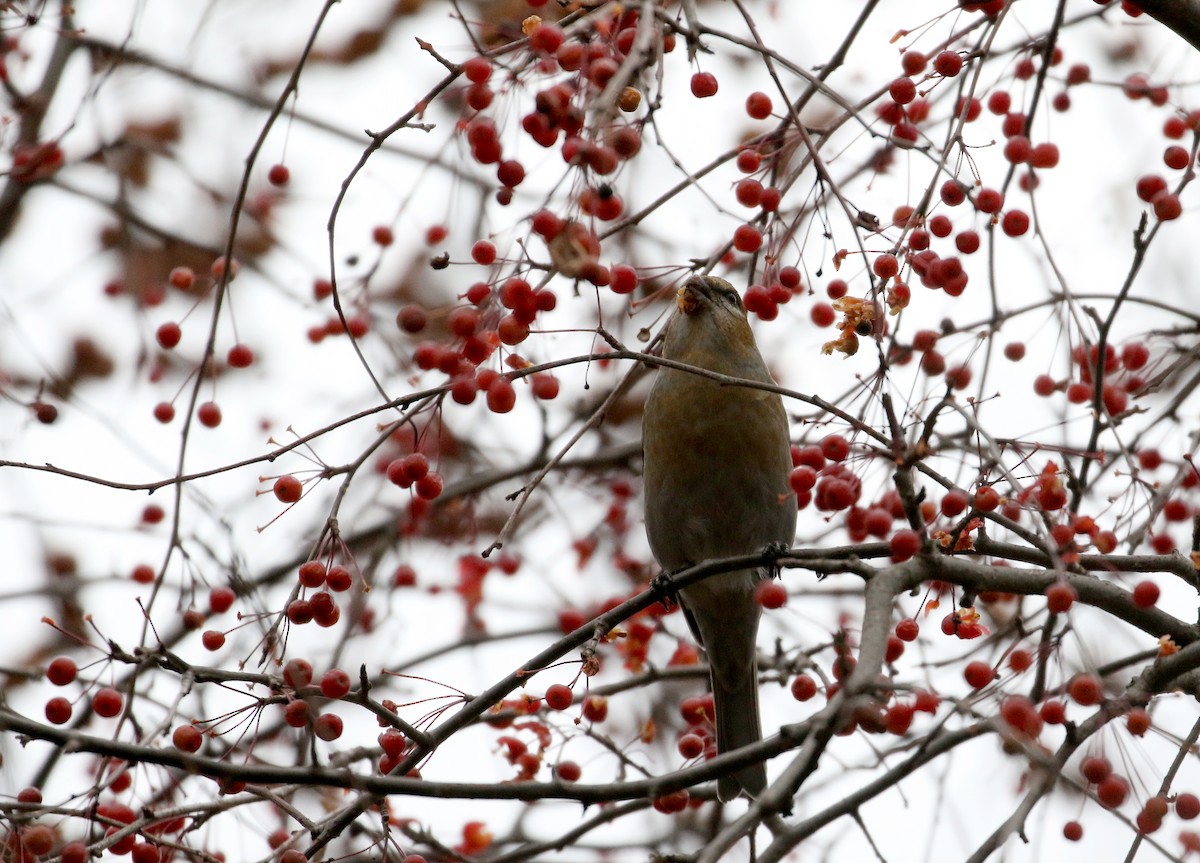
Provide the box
[3,0,1200,860]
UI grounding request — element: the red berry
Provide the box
[415,472,443,500]
[1140,796,1168,834]
[1097,773,1129,809]
[821,434,850,462]
[273,475,303,503]
[211,256,239,281]
[680,694,714,725]
[173,724,203,752]
[873,254,899,279]
[690,71,718,98]
[1132,580,1160,607]
[197,401,222,428]
[652,789,690,813]
[393,306,427,337]
[530,23,564,53]
[486,377,516,413]
[1008,649,1032,672]
[745,91,772,119]
[914,690,940,713]
[1067,63,1091,85]
[1066,381,1090,404]
[1001,210,1030,237]
[47,657,77,685]
[885,702,915,734]
[227,344,254,368]
[895,618,920,641]
[974,486,1000,511]
[736,149,762,173]
[889,77,917,105]
[45,696,72,724]
[1151,533,1176,554]
[941,489,969,517]
[531,373,560,400]
[314,712,343,741]
[901,51,927,75]
[497,159,525,188]
[1004,342,1026,361]
[282,659,313,690]
[462,56,492,83]
[975,188,1004,214]
[168,266,195,289]
[1003,135,1032,164]
[1123,342,1151,371]
[582,695,608,722]
[93,687,124,718]
[20,825,55,857]
[1068,674,1103,706]
[321,668,352,698]
[555,761,581,782]
[755,580,787,609]
[677,733,705,759]
[941,180,967,206]
[1126,707,1151,736]
[733,223,763,253]
[934,51,964,77]
[889,529,921,562]
[1000,695,1042,737]
[208,586,235,613]
[471,240,497,265]
[1136,174,1168,202]
[156,322,182,349]
[1040,701,1066,724]
[610,264,638,294]
[892,123,919,147]
[545,683,573,711]
[735,178,763,208]
[791,674,818,701]
[267,163,290,186]
[810,303,835,327]
[1156,496,1185,523]
[326,565,352,592]
[1031,142,1060,168]
[955,230,980,254]
[1177,792,1200,820]
[1002,111,1027,137]
[1045,581,1076,613]
[1153,192,1182,221]
[1063,821,1083,841]
[1094,530,1118,553]
[963,660,994,689]
[1161,145,1190,169]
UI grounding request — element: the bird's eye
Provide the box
[723,289,740,305]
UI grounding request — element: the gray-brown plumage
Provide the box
[642,275,796,801]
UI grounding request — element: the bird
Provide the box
[642,274,797,801]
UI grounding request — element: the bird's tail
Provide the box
[712,655,765,802]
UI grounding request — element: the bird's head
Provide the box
[662,276,764,375]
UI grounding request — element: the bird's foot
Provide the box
[762,541,792,578]
[650,566,688,610]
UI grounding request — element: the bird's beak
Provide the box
[676,284,701,315]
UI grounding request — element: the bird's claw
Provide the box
[650,567,686,610]
[763,541,791,578]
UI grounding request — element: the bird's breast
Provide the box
[643,370,796,569]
